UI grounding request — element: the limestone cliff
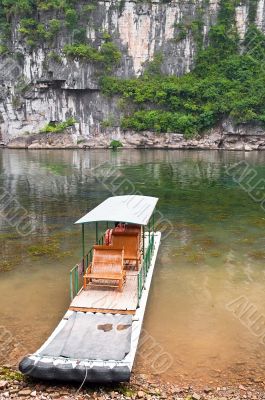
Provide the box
[0,0,265,149]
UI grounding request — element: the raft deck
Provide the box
[69,271,138,314]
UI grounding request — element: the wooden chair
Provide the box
[126,224,142,236]
[84,245,125,291]
[125,224,142,250]
[111,231,141,270]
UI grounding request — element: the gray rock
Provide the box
[18,389,32,397]
[192,394,201,400]
[0,381,8,390]
[9,389,20,394]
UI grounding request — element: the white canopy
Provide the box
[75,195,158,226]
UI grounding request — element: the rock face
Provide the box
[6,121,265,150]
[1,0,265,148]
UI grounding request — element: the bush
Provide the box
[63,43,103,62]
[40,117,76,133]
[110,139,123,150]
[18,18,57,43]
[81,4,96,14]
[63,41,121,68]
[65,8,78,29]
[49,19,61,35]
[0,44,8,55]
[48,50,62,63]
[72,27,87,43]
[99,41,121,67]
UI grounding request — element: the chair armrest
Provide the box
[84,263,92,276]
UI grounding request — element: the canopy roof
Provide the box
[75,195,158,226]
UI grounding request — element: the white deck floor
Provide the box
[70,271,138,313]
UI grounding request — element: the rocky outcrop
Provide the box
[6,121,265,150]
[1,0,265,148]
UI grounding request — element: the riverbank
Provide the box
[3,121,265,151]
[0,366,265,400]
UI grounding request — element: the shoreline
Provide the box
[0,366,265,400]
[2,122,265,151]
[2,145,265,151]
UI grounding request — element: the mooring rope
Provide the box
[76,365,88,394]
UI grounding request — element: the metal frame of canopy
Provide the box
[70,195,158,304]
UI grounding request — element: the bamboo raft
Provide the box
[19,195,161,383]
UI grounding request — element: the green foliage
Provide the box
[81,4,96,14]
[100,0,265,137]
[65,8,78,29]
[63,43,103,61]
[99,41,122,67]
[1,0,35,17]
[0,0,96,45]
[144,52,163,76]
[248,0,259,22]
[118,0,126,15]
[174,22,189,42]
[48,50,62,63]
[101,115,115,128]
[27,238,59,257]
[0,44,8,54]
[0,367,24,382]
[121,110,200,137]
[0,0,264,138]
[49,18,61,35]
[63,41,121,68]
[37,0,62,11]
[0,21,11,40]
[72,27,87,43]
[110,139,123,150]
[40,117,76,133]
[102,43,265,136]
[18,17,61,44]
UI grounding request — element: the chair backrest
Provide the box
[92,245,124,274]
[125,224,142,236]
[111,232,139,259]
[125,224,142,248]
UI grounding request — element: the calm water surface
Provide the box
[0,149,265,385]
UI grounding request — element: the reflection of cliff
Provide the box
[1,148,265,236]
[0,0,264,145]
[2,148,264,197]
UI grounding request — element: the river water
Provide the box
[0,149,265,385]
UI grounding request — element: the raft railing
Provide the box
[137,232,155,306]
[70,235,105,300]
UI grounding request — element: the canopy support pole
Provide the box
[148,220,150,244]
[96,222,99,243]
[142,226,145,258]
[82,223,85,273]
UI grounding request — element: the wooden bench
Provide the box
[111,231,141,270]
[84,245,125,291]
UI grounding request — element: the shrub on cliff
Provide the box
[40,118,76,134]
[63,42,121,68]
